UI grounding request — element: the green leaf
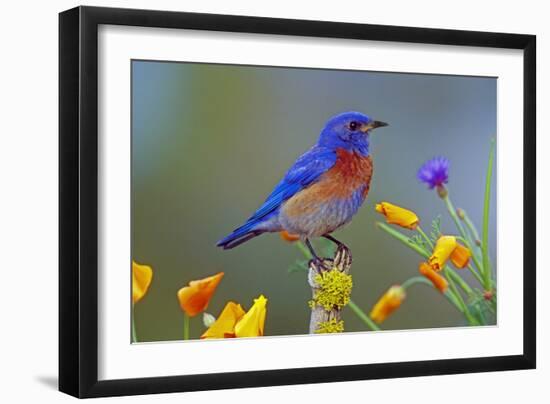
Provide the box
[430,215,442,243]
[410,234,428,250]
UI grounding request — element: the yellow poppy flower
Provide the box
[375,202,419,230]
[201,295,268,339]
[450,243,471,269]
[235,295,268,337]
[132,260,153,304]
[429,236,457,271]
[429,236,472,270]
[201,302,246,339]
[419,262,448,293]
[369,285,406,324]
[280,230,300,242]
[177,272,224,317]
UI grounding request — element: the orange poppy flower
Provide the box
[177,272,224,317]
[428,236,456,271]
[369,285,406,324]
[429,236,472,270]
[132,260,153,304]
[450,243,471,269]
[375,202,419,230]
[419,262,448,293]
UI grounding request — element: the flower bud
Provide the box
[436,185,448,199]
[202,312,216,328]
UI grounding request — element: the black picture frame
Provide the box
[59,5,536,398]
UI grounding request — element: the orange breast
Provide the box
[318,148,373,199]
[282,149,373,218]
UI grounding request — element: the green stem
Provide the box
[296,240,312,259]
[456,236,483,265]
[444,267,479,326]
[443,194,469,242]
[475,305,488,324]
[443,290,464,313]
[455,236,470,245]
[376,222,430,258]
[487,295,497,314]
[417,226,434,249]
[132,308,138,343]
[401,276,432,290]
[348,300,381,331]
[462,211,481,246]
[447,267,473,295]
[401,276,463,314]
[183,313,190,340]
[466,264,484,286]
[481,139,495,291]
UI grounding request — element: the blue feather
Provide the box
[216,146,337,249]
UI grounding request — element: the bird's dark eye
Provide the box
[349,121,358,131]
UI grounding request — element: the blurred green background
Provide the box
[131,60,496,342]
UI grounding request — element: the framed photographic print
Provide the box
[59,6,536,398]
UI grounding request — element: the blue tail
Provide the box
[216,221,265,249]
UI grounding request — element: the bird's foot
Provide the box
[309,257,333,273]
[333,244,352,270]
[307,241,352,273]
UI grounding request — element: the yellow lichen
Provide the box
[311,270,353,311]
[315,319,344,334]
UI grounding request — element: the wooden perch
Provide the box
[308,245,352,334]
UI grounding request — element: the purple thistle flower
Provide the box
[417,157,450,189]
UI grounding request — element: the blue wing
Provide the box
[217,146,337,249]
[250,146,337,222]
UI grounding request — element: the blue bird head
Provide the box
[318,111,388,155]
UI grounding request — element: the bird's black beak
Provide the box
[359,120,389,133]
[372,120,389,129]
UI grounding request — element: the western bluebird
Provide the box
[217,111,388,261]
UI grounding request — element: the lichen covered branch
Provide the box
[308,245,352,334]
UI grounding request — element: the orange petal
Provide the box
[201,301,246,339]
[429,236,457,271]
[450,243,471,269]
[177,272,224,317]
[132,261,153,304]
[375,202,419,230]
[419,262,448,293]
[369,285,406,324]
[280,230,300,242]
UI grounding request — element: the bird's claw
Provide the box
[333,244,352,271]
[309,257,333,273]
[308,243,351,274]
